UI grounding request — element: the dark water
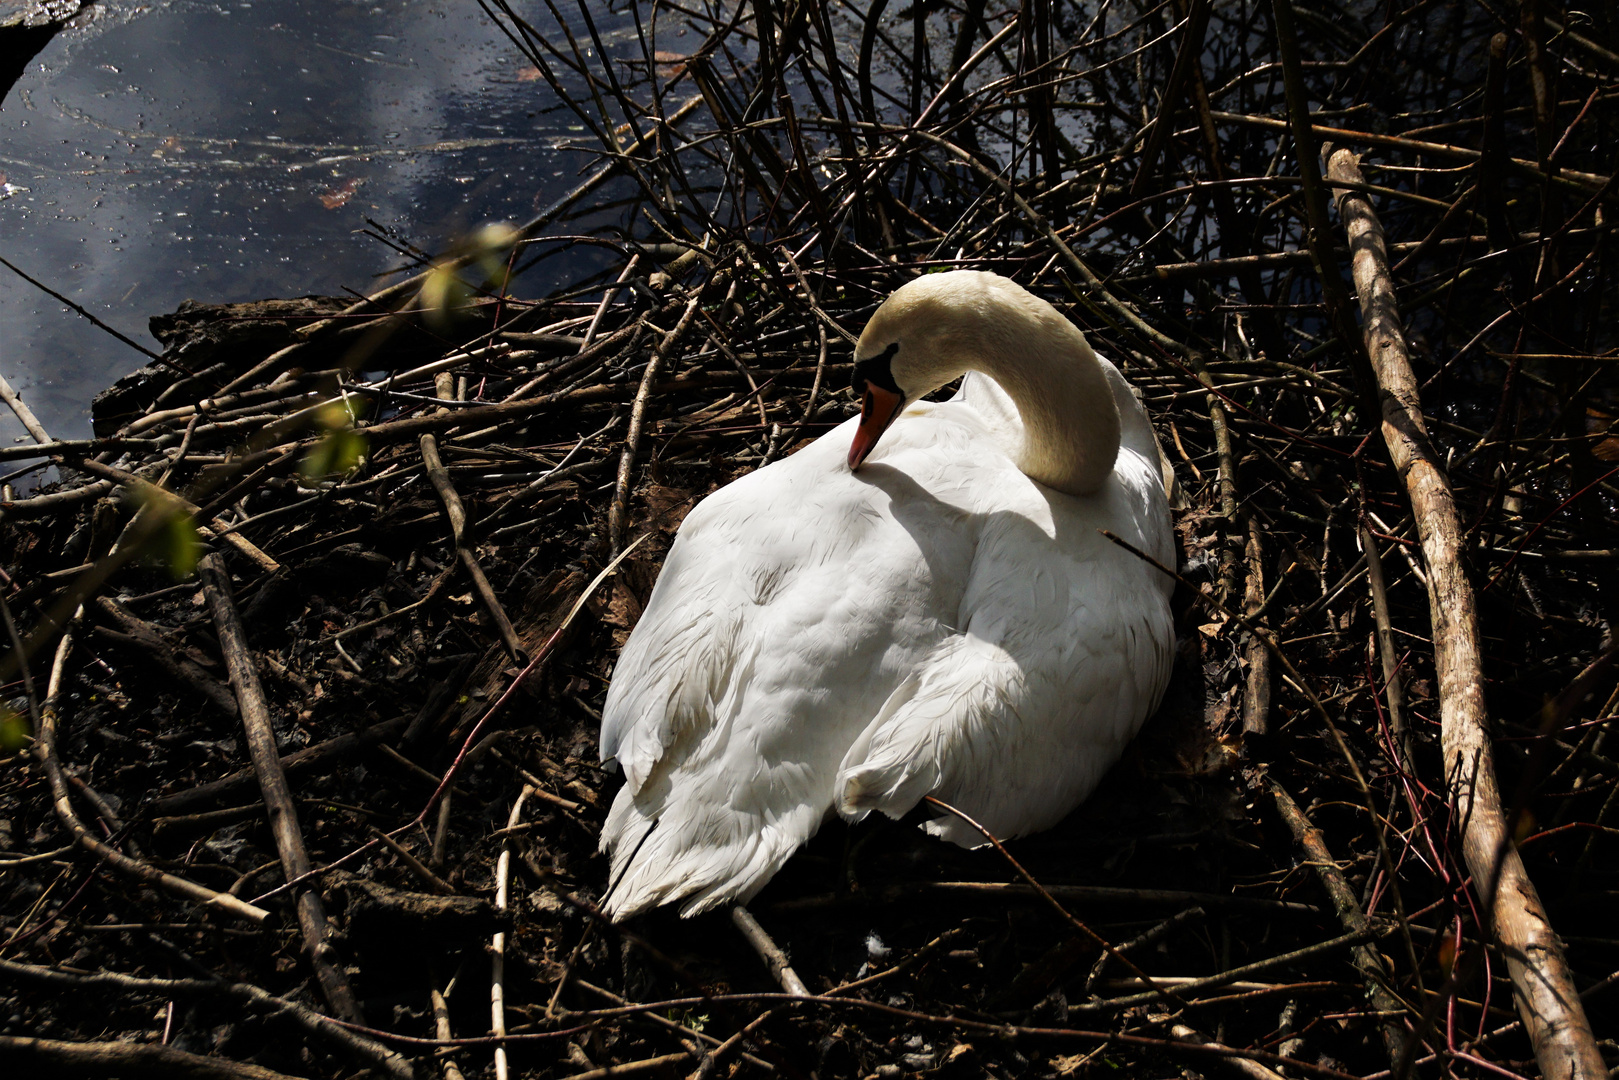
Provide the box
[0,0,638,442]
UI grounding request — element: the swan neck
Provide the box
[971,333,1121,496]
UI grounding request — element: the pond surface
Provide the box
[0,0,638,442]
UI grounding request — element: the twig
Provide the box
[1360,522,1413,768]
[1074,922,1394,1013]
[686,1009,773,1080]
[1168,1024,1286,1080]
[921,795,1192,1012]
[561,1052,694,1080]
[368,825,455,895]
[731,905,810,996]
[27,614,269,924]
[0,371,53,445]
[609,292,704,555]
[0,958,412,1078]
[572,979,776,1074]
[420,432,525,663]
[492,786,530,1080]
[90,596,239,718]
[149,715,410,816]
[0,255,174,368]
[199,552,362,1021]
[1242,511,1273,737]
[1268,777,1411,1060]
[0,1036,299,1080]
[431,983,466,1080]
[80,458,280,574]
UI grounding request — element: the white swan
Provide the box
[597,270,1175,920]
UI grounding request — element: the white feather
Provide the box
[596,272,1175,919]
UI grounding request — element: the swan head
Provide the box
[849,271,998,468]
[850,270,1079,470]
[848,341,905,469]
[848,270,1123,493]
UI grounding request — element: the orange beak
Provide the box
[848,385,904,469]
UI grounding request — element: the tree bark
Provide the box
[1325,145,1606,1080]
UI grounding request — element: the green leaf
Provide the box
[130,486,200,580]
[0,706,30,752]
[420,263,471,329]
[300,428,369,481]
[160,510,202,580]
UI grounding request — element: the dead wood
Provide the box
[148,714,410,816]
[1269,777,1408,1061]
[199,552,362,1023]
[731,905,810,996]
[1325,145,1607,1080]
[0,957,415,1079]
[0,1035,301,1080]
[29,621,270,925]
[90,596,239,719]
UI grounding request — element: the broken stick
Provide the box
[198,552,363,1023]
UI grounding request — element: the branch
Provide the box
[1324,145,1606,1080]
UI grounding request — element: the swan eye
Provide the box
[852,342,902,397]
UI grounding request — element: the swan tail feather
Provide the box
[599,782,820,920]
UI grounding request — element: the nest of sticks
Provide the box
[1,1,1616,1078]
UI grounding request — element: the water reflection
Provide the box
[0,0,633,440]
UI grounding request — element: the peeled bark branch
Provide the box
[1324,145,1606,1080]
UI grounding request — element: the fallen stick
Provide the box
[769,879,1322,915]
[573,979,777,1074]
[148,714,410,816]
[420,433,524,663]
[0,371,55,446]
[1213,110,1609,194]
[609,292,705,555]
[1241,512,1272,737]
[78,458,281,574]
[199,552,363,1023]
[0,957,413,1079]
[1325,145,1606,1080]
[0,1035,299,1080]
[0,478,118,517]
[1073,922,1392,1014]
[1360,522,1414,769]
[28,613,269,925]
[1169,1023,1286,1080]
[731,905,810,996]
[560,1052,694,1080]
[430,984,467,1080]
[1268,778,1409,1061]
[91,595,239,718]
[491,786,530,1080]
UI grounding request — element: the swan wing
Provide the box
[835,453,1174,845]
[596,420,963,917]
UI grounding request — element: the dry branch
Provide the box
[1325,145,1606,1080]
[732,905,810,996]
[30,620,269,925]
[1268,777,1408,1062]
[0,958,413,1078]
[0,1036,302,1080]
[199,552,362,1023]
